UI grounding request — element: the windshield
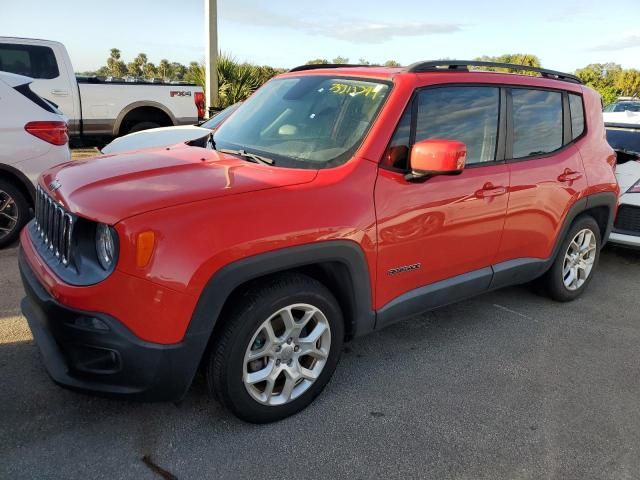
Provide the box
[201,103,241,129]
[604,102,640,112]
[213,76,390,168]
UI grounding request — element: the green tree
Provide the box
[332,56,349,64]
[134,53,148,68]
[106,48,126,77]
[575,63,622,105]
[126,61,141,77]
[358,58,371,65]
[474,53,541,75]
[384,60,401,67]
[171,62,187,80]
[306,58,329,65]
[157,59,172,80]
[143,62,158,78]
[615,69,640,98]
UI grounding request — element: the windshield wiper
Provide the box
[218,148,274,165]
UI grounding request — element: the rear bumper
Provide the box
[19,249,203,401]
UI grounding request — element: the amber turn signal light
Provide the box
[136,231,155,267]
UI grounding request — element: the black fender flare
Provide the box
[551,191,618,261]
[179,240,376,389]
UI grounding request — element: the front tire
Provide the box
[542,215,601,302]
[0,180,29,248]
[207,273,344,423]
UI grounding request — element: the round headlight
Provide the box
[96,224,116,270]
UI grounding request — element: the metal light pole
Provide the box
[205,0,219,114]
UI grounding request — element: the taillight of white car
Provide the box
[24,121,69,146]
[627,179,640,194]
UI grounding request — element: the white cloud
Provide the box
[590,34,640,52]
[221,2,462,44]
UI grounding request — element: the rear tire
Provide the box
[125,121,161,135]
[0,180,29,249]
[206,273,344,423]
[540,215,601,302]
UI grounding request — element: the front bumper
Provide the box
[609,231,640,248]
[19,249,203,401]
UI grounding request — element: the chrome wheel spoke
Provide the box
[245,361,276,385]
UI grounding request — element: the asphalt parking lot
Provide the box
[1,243,640,479]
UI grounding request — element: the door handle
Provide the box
[558,169,583,183]
[50,89,70,97]
[475,183,507,198]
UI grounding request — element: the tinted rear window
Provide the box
[512,89,563,158]
[0,43,59,79]
[569,93,585,140]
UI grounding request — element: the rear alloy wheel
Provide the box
[0,180,29,248]
[207,274,344,423]
[542,215,601,302]
[562,228,597,291]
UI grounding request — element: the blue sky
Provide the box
[2,0,639,72]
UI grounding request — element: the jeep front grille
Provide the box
[35,185,75,265]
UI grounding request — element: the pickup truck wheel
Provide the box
[542,215,601,302]
[126,121,161,134]
[0,180,29,248]
[207,273,344,423]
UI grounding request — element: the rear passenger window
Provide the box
[569,94,585,139]
[511,89,562,158]
[416,87,500,165]
[0,44,59,79]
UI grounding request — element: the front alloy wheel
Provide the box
[207,273,344,423]
[244,304,331,406]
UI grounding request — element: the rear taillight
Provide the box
[194,92,205,120]
[24,121,68,146]
[628,179,640,194]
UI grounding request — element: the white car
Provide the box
[101,103,241,154]
[0,71,71,247]
[603,101,640,126]
[606,123,640,248]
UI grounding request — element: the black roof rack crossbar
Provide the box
[289,63,379,72]
[406,60,582,84]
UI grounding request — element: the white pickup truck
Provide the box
[0,37,205,140]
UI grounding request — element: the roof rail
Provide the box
[406,60,582,84]
[289,63,379,72]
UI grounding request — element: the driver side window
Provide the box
[382,86,501,171]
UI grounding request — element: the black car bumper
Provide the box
[19,249,203,401]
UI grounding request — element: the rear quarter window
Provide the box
[0,43,59,79]
[569,93,585,140]
[13,83,57,113]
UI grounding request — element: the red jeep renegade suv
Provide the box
[20,61,618,423]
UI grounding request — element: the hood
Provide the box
[41,144,318,224]
[101,125,212,154]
